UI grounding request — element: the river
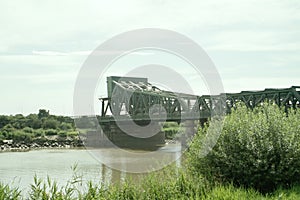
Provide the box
[0,144,181,195]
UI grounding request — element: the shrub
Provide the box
[2,124,14,132]
[11,130,33,143]
[30,118,42,129]
[163,122,181,139]
[58,131,67,138]
[164,127,179,139]
[59,122,73,130]
[33,129,44,137]
[67,131,78,138]
[42,119,59,129]
[163,122,179,129]
[44,129,57,136]
[187,103,300,192]
[23,127,33,133]
[0,132,4,141]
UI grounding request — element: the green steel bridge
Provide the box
[99,76,300,123]
[79,76,300,149]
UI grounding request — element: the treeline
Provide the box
[0,109,76,143]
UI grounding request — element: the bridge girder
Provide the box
[99,76,300,122]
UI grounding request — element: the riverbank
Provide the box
[0,136,84,152]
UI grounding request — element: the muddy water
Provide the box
[0,144,181,195]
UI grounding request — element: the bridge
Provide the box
[99,76,300,121]
[78,76,300,149]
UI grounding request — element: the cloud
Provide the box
[0,0,299,54]
[0,0,299,115]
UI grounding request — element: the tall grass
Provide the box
[0,183,20,200]
[2,175,300,199]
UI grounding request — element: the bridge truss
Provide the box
[99,76,300,122]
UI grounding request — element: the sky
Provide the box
[0,0,299,116]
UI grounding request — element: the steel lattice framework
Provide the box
[99,76,300,122]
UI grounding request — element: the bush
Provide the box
[44,129,57,136]
[187,103,300,192]
[59,122,73,130]
[2,124,14,132]
[58,131,67,138]
[163,122,179,129]
[42,119,59,129]
[33,129,44,137]
[11,130,33,143]
[164,127,179,139]
[23,127,33,133]
[0,132,4,141]
[30,118,42,129]
[67,131,78,138]
[163,122,181,139]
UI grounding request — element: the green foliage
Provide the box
[2,124,14,133]
[38,109,49,119]
[59,122,73,130]
[29,175,75,200]
[58,131,67,138]
[11,114,27,129]
[187,103,300,192]
[163,122,181,139]
[0,110,74,142]
[164,127,179,139]
[43,119,59,129]
[10,130,33,143]
[23,127,33,133]
[44,129,57,136]
[0,115,10,129]
[163,122,179,128]
[0,133,4,141]
[0,183,20,200]
[26,114,43,129]
[67,131,78,138]
[33,129,45,137]
[3,166,300,199]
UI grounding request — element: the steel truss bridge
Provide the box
[99,76,300,123]
[79,76,299,149]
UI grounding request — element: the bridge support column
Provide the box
[181,120,199,148]
[102,121,165,150]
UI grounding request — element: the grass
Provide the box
[1,166,300,199]
[0,183,20,200]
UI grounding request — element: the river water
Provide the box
[0,144,181,195]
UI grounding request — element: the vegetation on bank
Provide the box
[0,109,78,145]
[187,103,300,193]
[1,168,300,200]
[162,121,181,140]
[1,103,300,199]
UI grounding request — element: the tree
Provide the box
[0,115,10,129]
[38,109,49,119]
[26,114,42,129]
[11,114,26,129]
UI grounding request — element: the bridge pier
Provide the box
[84,121,165,150]
[180,120,199,148]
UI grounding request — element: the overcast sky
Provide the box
[0,0,299,115]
